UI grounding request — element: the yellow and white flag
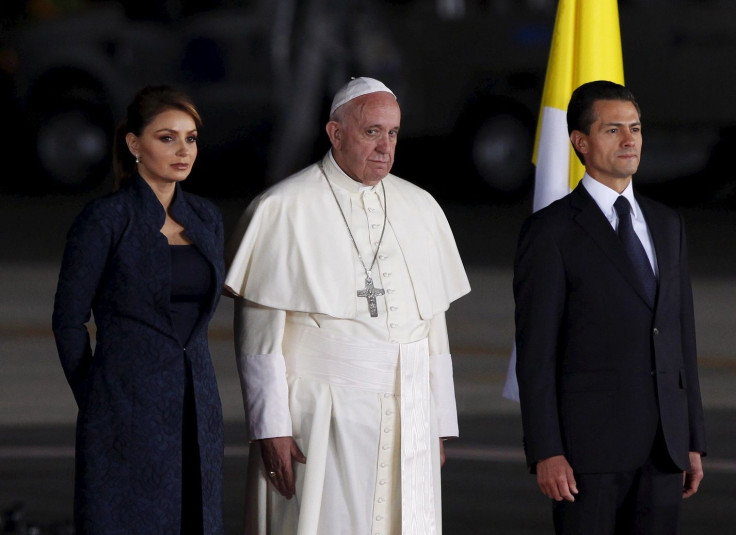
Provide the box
[502,0,625,401]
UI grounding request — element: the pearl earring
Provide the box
[135,154,140,163]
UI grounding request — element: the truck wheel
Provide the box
[34,103,112,190]
[466,110,534,197]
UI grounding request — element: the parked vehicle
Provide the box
[6,0,736,204]
[4,0,549,198]
[383,0,736,204]
[9,2,277,195]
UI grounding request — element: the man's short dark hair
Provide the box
[566,80,641,164]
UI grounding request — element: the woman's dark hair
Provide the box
[567,80,640,164]
[112,85,202,190]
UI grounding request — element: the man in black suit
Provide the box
[514,80,706,534]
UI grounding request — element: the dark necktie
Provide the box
[613,196,657,306]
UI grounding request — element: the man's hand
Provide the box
[259,436,307,499]
[536,455,578,502]
[682,451,704,499]
[439,439,446,467]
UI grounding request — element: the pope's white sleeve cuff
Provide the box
[430,352,459,438]
[236,352,292,440]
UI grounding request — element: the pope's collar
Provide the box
[325,151,384,194]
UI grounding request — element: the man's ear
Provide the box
[326,121,341,148]
[570,130,588,154]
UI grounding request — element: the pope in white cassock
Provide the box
[224,77,470,535]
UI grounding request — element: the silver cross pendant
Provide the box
[357,276,385,317]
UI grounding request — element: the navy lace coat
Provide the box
[52,176,225,534]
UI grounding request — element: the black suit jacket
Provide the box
[514,183,706,474]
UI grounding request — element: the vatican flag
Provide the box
[502,0,625,401]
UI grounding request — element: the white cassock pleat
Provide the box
[400,341,436,535]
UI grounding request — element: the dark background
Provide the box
[1,1,735,533]
[2,0,736,206]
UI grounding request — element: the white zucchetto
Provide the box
[329,77,397,117]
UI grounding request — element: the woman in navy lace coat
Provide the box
[52,86,225,534]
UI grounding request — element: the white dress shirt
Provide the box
[582,174,659,276]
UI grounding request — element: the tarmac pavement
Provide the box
[1,192,735,533]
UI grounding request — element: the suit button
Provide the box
[651,370,656,376]
[653,328,659,335]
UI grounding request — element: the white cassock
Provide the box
[225,153,470,535]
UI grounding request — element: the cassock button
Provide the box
[653,327,660,335]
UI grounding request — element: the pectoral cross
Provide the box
[357,274,385,317]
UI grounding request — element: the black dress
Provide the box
[170,244,212,535]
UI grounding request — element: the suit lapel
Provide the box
[570,185,655,309]
[637,194,672,308]
[129,177,177,336]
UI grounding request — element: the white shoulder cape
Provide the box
[225,155,470,319]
